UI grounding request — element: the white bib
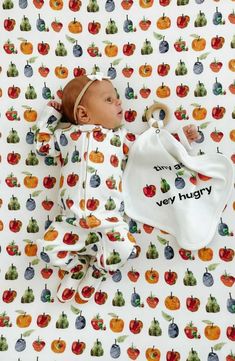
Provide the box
[122,127,234,250]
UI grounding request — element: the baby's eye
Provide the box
[105,97,112,103]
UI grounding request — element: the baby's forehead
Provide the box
[91,79,115,95]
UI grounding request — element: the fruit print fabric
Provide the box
[35,105,137,302]
[0,0,235,361]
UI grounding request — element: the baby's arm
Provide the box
[35,102,63,157]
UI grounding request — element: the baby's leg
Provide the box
[37,216,100,302]
[76,218,138,301]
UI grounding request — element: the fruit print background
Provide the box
[0,0,235,360]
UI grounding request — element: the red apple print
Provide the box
[139,86,151,98]
[219,247,234,262]
[67,172,79,187]
[174,106,189,120]
[2,289,17,303]
[71,340,86,355]
[61,288,75,301]
[41,198,54,210]
[43,175,56,189]
[7,152,21,165]
[38,65,50,77]
[69,0,82,12]
[166,349,181,361]
[227,325,235,341]
[127,268,140,282]
[6,242,21,256]
[9,218,22,233]
[51,19,63,32]
[211,35,225,50]
[121,0,133,10]
[66,197,74,209]
[8,86,20,99]
[81,286,95,299]
[220,272,235,287]
[3,40,17,54]
[210,128,224,142]
[212,105,225,119]
[129,318,143,334]
[139,17,151,31]
[63,232,79,245]
[37,41,50,55]
[179,248,195,260]
[110,154,119,167]
[33,0,44,9]
[93,130,106,142]
[127,344,140,360]
[184,322,201,339]
[186,296,200,312]
[146,294,159,309]
[5,108,20,121]
[37,313,51,328]
[94,291,108,305]
[4,18,16,31]
[176,84,189,97]
[164,270,178,285]
[41,266,53,279]
[86,197,99,211]
[177,14,190,29]
[143,184,156,197]
[143,224,154,234]
[157,62,170,76]
[210,59,223,73]
[122,65,134,78]
[123,42,136,56]
[73,66,86,77]
[174,38,188,52]
[88,21,101,35]
[70,129,82,140]
[124,109,137,122]
[32,337,46,352]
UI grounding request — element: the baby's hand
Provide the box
[183,124,200,144]
[47,100,63,114]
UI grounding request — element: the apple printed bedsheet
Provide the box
[0,1,235,361]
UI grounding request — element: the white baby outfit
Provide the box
[35,106,138,302]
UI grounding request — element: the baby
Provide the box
[35,73,199,303]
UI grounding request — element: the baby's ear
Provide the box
[75,105,90,125]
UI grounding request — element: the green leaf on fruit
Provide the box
[66,34,76,43]
[70,305,81,314]
[161,311,172,321]
[199,52,210,60]
[112,58,122,66]
[15,310,26,314]
[45,245,57,251]
[208,263,220,271]
[202,320,212,324]
[22,105,32,109]
[102,40,112,44]
[60,188,66,197]
[177,170,184,176]
[214,342,226,351]
[87,166,96,173]
[191,103,201,107]
[17,37,27,41]
[116,335,128,343]
[23,330,35,337]
[32,190,42,197]
[157,236,167,245]
[28,56,38,63]
[31,258,40,265]
[190,34,200,38]
[199,122,210,129]
[22,171,33,176]
[153,32,163,40]
[108,313,118,318]
[23,239,32,243]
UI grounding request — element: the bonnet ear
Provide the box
[145,102,170,128]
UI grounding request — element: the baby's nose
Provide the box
[116,98,122,105]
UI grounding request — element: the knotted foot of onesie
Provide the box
[56,255,107,303]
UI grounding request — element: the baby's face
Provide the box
[81,80,123,129]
